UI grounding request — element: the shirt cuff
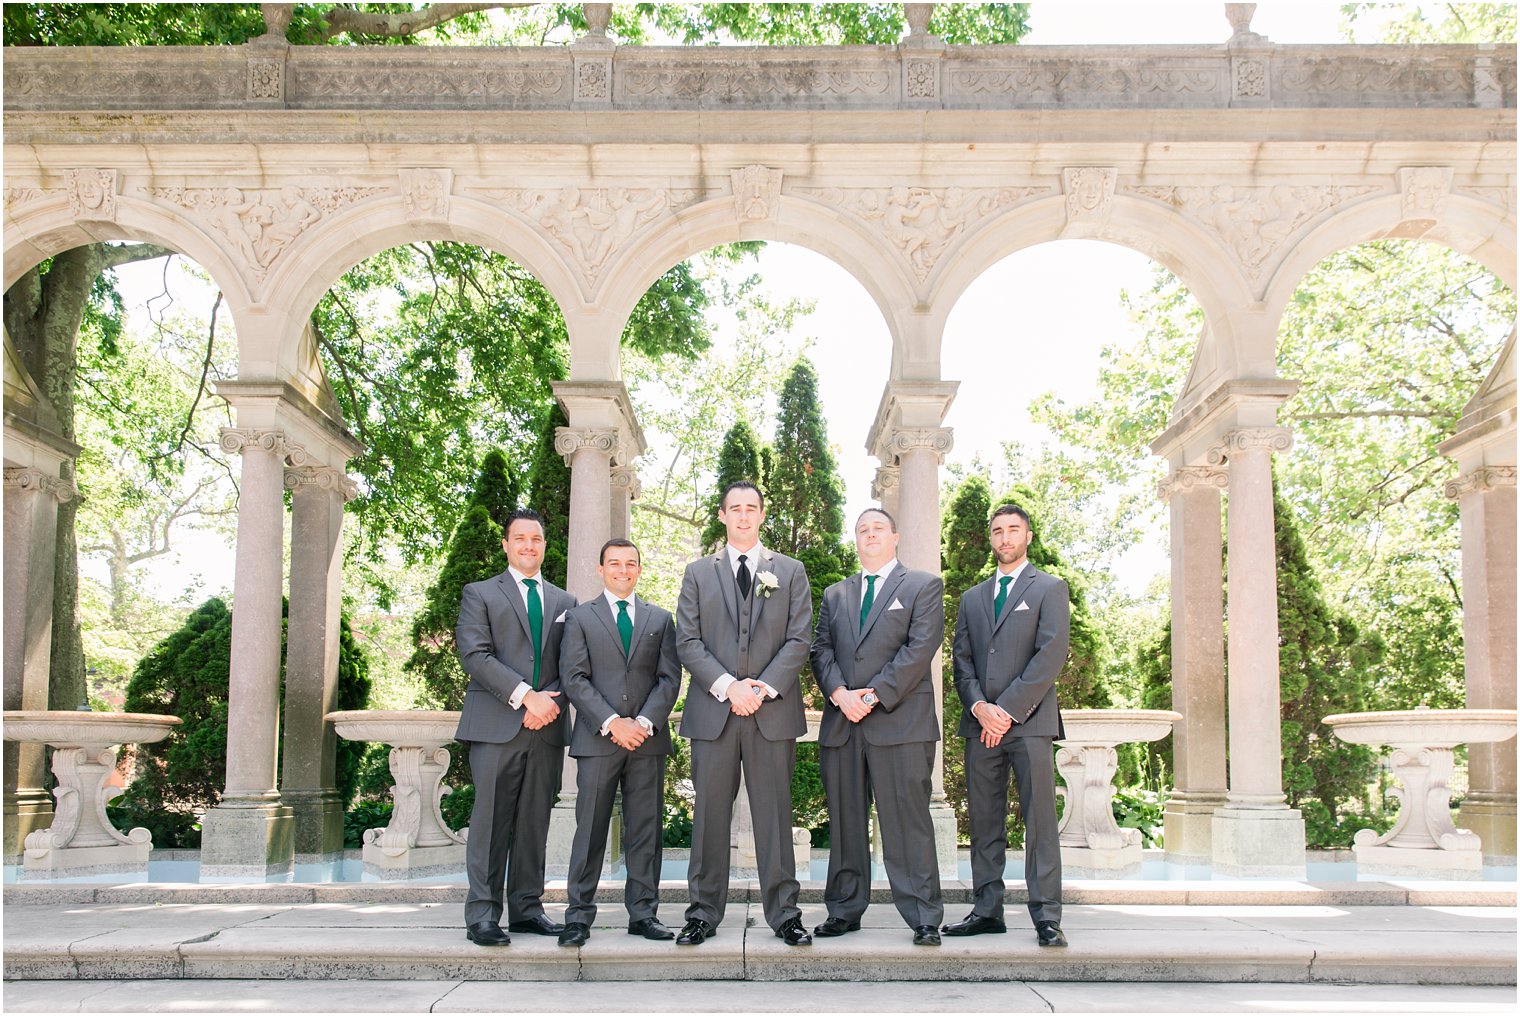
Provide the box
[711,674,736,701]
[599,714,616,736]
[508,682,531,709]
[757,682,778,699]
[636,715,655,734]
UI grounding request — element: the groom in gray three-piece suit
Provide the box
[555,538,681,948]
[675,480,814,947]
[810,507,946,946]
[945,502,1071,948]
[454,508,576,947]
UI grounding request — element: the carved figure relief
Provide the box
[66,169,117,221]
[400,168,452,222]
[731,165,783,222]
[1063,167,1116,225]
[151,185,385,278]
[1398,166,1453,221]
[797,185,1048,282]
[1126,183,1380,277]
[497,187,673,284]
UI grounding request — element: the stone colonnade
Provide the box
[2,23,1516,873]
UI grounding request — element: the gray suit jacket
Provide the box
[952,565,1070,741]
[676,547,811,742]
[454,570,577,746]
[559,594,681,759]
[811,566,944,748]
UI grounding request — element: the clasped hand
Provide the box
[972,700,1013,747]
[725,679,768,716]
[831,687,877,724]
[521,688,561,729]
[608,716,648,751]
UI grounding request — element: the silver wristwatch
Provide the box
[861,691,879,707]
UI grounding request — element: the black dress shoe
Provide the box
[913,925,941,946]
[627,917,675,941]
[1036,920,1068,947]
[507,914,565,936]
[558,922,590,947]
[941,914,1006,937]
[676,918,716,945]
[465,921,511,946]
[812,917,860,938]
[775,916,812,946]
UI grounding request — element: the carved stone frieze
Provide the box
[4,186,61,212]
[4,466,77,503]
[399,168,451,222]
[1456,185,1515,210]
[65,169,117,221]
[1398,166,1453,221]
[1205,427,1293,465]
[284,465,359,502]
[732,165,783,222]
[619,62,893,103]
[489,186,679,284]
[795,185,1049,282]
[948,61,1224,99]
[1277,56,1473,99]
[1125,183,1381,277]
[1063,167,1117,225]
[149,185,386,278]
[1157,465,1229,502]
[289,63,568,103]
[1445,465,1517,499]
[220,427,309,465]
[554,427,619,465]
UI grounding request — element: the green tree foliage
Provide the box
[111,597,373,847]
[939,474,994,837]
[528,403,572,588]
[1341,2,1516,43]
[701,420,766,553]
[470,446,522,533]
[637,2,1029,45]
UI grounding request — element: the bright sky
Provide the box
[99,3,1365,605]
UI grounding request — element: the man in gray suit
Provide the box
[556,538,681,948]
[945,503,1071,948]
[811,507,945,946]
[675,480,813,947]
[454,508,577,946]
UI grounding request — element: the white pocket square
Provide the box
[554,610,567,622]
[888,599,904,611]
[1014,600,1030,612]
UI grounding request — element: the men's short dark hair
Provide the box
[720,480,764,511]
[855,507,897,533]
[990,503,1032,530]
[599,537,640,565]
[504,507,546,536]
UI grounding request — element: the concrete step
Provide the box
[3,898,1514,986]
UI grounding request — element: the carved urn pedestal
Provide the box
[1055,709,1182,878]
[328,711,467,880]
[3,711,181,880]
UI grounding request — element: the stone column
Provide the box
[199,428,296,879]
[1447,465,1518,862]
[610,465,639,541]
[1210,427,1305,877]
[872,463,900,519]
[1157,466,1230,867]
[889,426,958,877]
[3,466,74,862]
[280,465,355,867]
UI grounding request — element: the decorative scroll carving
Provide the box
[620,62,893,102]
[610,465,641,499]
[889,427,954,461]
[399,168,451,222]
[1125,183,1380,277]
[248,58,284,101]
[220,427,309,465]
[1205,427,1294,465]
[1063,167,1116,225]
[363,745,467,855]
[4,186,58,210]
[23,746,149,855]
[1398,166,1453,221]
[1278,56,1472,99]
[949,62,1224,98]
[796,185,1048,282]
[732,165,783,222]
[65,169,117,221]
[871,465,900,501]
[554,427,618,465]
[284,465,359,502]
[1445,465,1517,500]
[290,64,567,101]
[4,467,77,503]
[1156,465,1229,502]
[150,185,385,278]
[494,187,673,284]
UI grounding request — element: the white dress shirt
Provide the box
[992,558,1029,608]
[860,558,898,609]
[711,543,778,703]
[598,589,655,737]
[506,565,546,709]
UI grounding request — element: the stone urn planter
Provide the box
[1324,707,1517,879]
[1055,709,1182,877]
[327,710,466,879]
[3,710,181,879]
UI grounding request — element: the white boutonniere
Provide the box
[755,571,780,598]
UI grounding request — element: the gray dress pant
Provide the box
[463,733,562,927]
[564,751,665,927]
[965,734,1062,926]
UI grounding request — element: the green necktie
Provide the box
[523,578,543,688]
[994,574,1012,620]
[616,599,633,655]
[860,574,877,629]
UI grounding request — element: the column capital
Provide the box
[1157,465,1229,502]
[888,426,954,463]
[1205,426,1293,465]
[283,464,359,502]
[554,426,618,465]
[219,427,309,465]
[3,466,77,503]
[609,464,641,499]
[1446,465,1517,500]
[871,464,901,500]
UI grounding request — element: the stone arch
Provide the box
[583,193,913,381]
[250,193,585,379]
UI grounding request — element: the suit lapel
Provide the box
[713,552,740,628]
[747,549,773,626]
[858,567,906,643]
[590,594,623,655]
[630,595,655,653]
[991,565,1038,636]
[536,579,560,655]
[844,573,863,644]
[498,573,533,645]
